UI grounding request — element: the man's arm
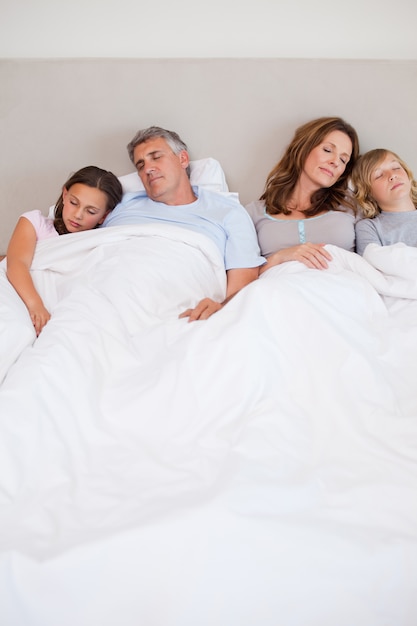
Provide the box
[179,266,259,322]
[224,267,259,300]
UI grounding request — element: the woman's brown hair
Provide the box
[261,116,360,217]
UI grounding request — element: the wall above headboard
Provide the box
[1,57,416,253]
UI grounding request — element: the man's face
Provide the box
[133,137,189,204]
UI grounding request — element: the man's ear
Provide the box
[178,150,190,170]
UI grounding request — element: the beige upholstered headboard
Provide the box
[1,58,416,254]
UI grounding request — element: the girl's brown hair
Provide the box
[54,166,123,235]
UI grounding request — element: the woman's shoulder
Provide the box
[245,200,266,218]
[326,206,358,223]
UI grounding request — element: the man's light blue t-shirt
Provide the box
[103,186,265,270]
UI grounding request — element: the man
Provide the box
[104,126,265,320]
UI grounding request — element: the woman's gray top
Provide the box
[245,200,356,257]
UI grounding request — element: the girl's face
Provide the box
[369,153,412,211]
[62,183,109,232]
[301,130,352,191]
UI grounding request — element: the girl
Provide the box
[245,116,360,272]
[351,149,417,255]
[6,165,122,335]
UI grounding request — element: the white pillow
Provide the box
[48,158,234,217]
[119,157,229,194]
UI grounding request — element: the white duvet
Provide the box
[0,226,417,626]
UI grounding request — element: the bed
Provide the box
[1,154,417,626]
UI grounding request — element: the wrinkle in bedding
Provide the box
[0,227,416,624]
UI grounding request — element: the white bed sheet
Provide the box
[0,230,416,625]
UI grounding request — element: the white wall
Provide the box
[1,0,417,59]
[2,56,417,255]
[1,2,417,254]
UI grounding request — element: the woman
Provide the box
[351,149,417,256]
[246,117,360,272]
[6,165,123,335]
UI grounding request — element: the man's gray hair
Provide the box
[127,126,188,163]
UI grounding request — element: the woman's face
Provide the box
[369,153,412,211]
[301,130,352,191]
[62,183,109,233]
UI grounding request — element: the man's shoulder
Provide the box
[195,186,244,210]
[114,191,157,213]
[119,191,150,205]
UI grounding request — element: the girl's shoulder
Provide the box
[21,210,58,241]
[21,209,45,222]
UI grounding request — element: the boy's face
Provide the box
[370,153,411,211]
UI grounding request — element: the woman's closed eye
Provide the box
[323,146,348,165]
